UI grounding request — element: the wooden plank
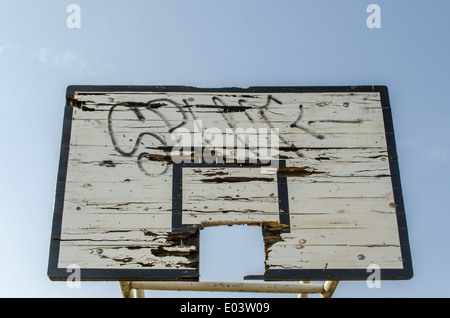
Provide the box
[70,116,388,148]
[58,244,197,269]
[266,244,403,269]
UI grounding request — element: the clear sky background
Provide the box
[0,0,449,298]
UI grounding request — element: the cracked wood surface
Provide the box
[51,88,408,280]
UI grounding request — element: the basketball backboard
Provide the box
[48,85,412,281]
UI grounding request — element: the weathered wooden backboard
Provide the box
[48,86,413,281]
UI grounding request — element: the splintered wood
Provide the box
[49,86,412,281]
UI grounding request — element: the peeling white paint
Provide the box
[55,89,406,278]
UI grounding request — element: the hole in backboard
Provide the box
[199,224,265,281]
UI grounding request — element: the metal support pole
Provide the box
[298,281,310,298]
[321,281,339,298]
[130,281,325,294]
[119,280,340,298]
[134,289,145,298]
[118,281,134,298]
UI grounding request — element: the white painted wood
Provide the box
[56,90,404,277]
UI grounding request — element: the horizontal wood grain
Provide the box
[52,89,408,278]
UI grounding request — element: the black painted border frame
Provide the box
[171,160,290,234]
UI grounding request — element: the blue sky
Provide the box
[0,0,449,298]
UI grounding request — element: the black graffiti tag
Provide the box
[107,95,358,176]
